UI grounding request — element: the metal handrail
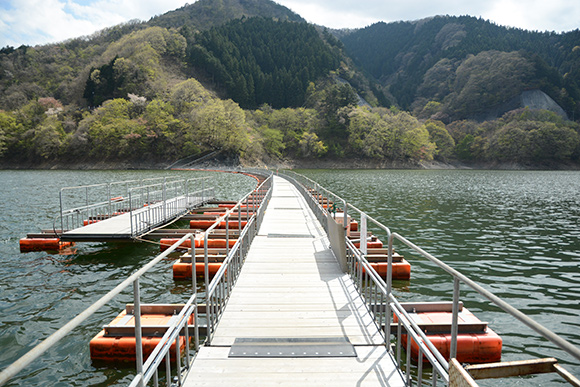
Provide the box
[203,173,273,344]
[281,170,580,386]
[0,171,270,386]
[390,231,580,363]
[58,176,198,233]
[0,233,197,387]
[1,171,269,386]
[281,171,446,383]
[128,177,213,237]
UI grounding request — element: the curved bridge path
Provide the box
[184,176,405,386]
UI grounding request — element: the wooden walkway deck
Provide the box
[184,176,405,386]
[61,196,202,241]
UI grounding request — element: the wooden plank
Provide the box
[449,358,479,387]
[61,195,208,241]
[147,229,241,236]
[465,358,558,379]
[184,176,403,386]
[385,322,488,334]
[398,301,464,313]
[554,363,580,387]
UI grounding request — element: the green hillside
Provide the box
[0,2,579,168]
[186,17,340,108]
[149,0,305,30]
[340,16,580,120]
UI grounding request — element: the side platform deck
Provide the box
[184,176,405,386]
[61,195,208,241]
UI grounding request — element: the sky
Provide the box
[1,0,579,48]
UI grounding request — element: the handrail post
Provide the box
[59,190,64,233]
[238,202,242,238]
[186,179,190,208]
[361,213,367,256]
[450,277,460,360]
[386,232,394,346]
[191,233,199,351]
[253,190,257,217]
[163,179,167,221]
[343,200,348,236]
[129,190,134,236]
[204,231,211,344]
[133,278,144,387]
[226,214,230,257]
[107,184,111,219]
[245,196,249,229]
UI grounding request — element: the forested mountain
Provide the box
[149,0,305,30]
[0,1,579,168]
[186,17,341,108]
[340,16,580,121]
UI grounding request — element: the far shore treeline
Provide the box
[1,0,580,168]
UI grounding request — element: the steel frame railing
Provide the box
[0,172,272,387]
[203,173,273,344]
[58,176,190,233]
[0,233,199,387]
[129,177,213,237]
[281,170,580,386]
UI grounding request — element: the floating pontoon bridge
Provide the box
[3,170,580,387]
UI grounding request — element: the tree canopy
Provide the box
[186,17,341,108]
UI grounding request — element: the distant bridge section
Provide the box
[58,177,214,241]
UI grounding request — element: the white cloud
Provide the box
[482,0,580,32]
[277,0,490,28]
[0,0,578,48]
[0,0,192,47]
[277,0,579,32]
[281,0,379,28]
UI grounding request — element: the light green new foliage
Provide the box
[346,107,435,160]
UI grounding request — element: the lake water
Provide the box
[296,169,580,385]
[0,169,579,385]
[0,170,256,386]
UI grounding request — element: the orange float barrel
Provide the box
[353,239,383,249]
[173,261,222,280]
[349,220,358,231]
[190,219,248,230]
[202,211,244,216]
[19,237,75,252]
[159,236,237,252]
[393,302,502,364]
[368,261,411,280]
[331,213,358,231]
[90,305,193,364]
[217,203,257,210]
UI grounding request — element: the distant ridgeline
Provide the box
[340,16,580,121]
[0,1,579,167]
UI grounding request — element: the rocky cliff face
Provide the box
[520,90,568,118]
[470,89,568,121]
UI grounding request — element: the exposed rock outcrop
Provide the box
[470,89,568,121]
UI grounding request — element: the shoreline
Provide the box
[1,158,579,171]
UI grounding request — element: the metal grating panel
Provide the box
[267,233,314,238]
[228,337,356,358]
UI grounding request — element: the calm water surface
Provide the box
[298,169,580,385]
[0,169,579,385]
